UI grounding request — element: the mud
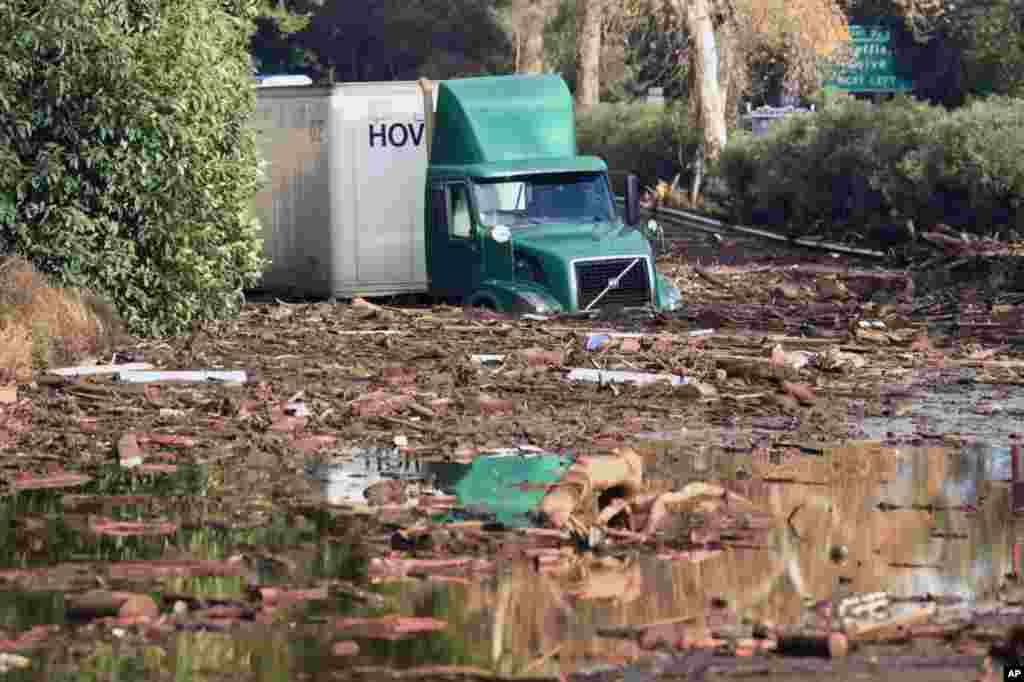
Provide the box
[0,228,1023,680]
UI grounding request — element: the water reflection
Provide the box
[0,465,211,569]
[862,379,1024,444]
[306,447,429,506]
[0,440,1019,679]
[335,441,1020,677]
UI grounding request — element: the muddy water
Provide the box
[0,437,1019,680]
[864,372,1024,445]
[355,443,1017,678]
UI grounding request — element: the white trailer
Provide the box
[251,81,436,298]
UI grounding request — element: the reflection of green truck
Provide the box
[253,74,681,314]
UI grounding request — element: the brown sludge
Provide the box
[2,216,1024,680]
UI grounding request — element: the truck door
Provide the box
[428,182,482,298]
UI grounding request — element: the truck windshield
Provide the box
[472,173,615,229]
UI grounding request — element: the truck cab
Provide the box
[422,75,682,315]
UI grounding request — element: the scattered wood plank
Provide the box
[845,604,937,642]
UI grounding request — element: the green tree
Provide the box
[544,0,579,88]
[960,1,1024,97]
[544,0,675,103]
[619,9,690,101]
[250,0,318,75]
[296,0,512,82]
[0,0,266,336]
[641,0,849,200]
[841,0,1024,104]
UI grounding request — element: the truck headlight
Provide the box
[516,290,560,315]
[644,219,663,240]
[662,281,683,311]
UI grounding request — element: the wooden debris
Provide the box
[777,631,849,658]
[845,604,937,642]
[539,448,644,528]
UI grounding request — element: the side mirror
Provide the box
[624,174,641,227]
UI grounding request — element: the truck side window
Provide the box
[449,184,473,239]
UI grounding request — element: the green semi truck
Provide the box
[253,74,681,315]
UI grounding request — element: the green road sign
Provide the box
[825,24,914,93]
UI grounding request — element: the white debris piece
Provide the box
[565,368,688,387]
[50,362,155,377]
[470,354,507,366]
[115,370,248,384]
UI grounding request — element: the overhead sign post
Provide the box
[825,24,914,93]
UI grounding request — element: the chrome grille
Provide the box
[574,258,652,310]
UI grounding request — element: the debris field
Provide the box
[2,233,1024,680]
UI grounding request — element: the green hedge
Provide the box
[0,0,266,337]
[576,102,700,194]
[715,95,1024,236]
[898,96,1024,232]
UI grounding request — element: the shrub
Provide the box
[576,102,700,195]
[714,96,965,236]
[0,0,266,337]
[716,130,773,223]
[0,257,122,382]
[801,96,941,231]
[722,110,824,231]
[898,96,1024,233]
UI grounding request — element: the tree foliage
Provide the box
[842,0,1024,104]
[618,10,690,100]
[543,0,633,102]
[250,0,318,74]
[250,0,514,82]
[959,1,1024,98]
[0,0,266,336]
[577,102,701,190]
[601,0,848,199]
[737,0,850,97]
[718,95,1024,236]
[247,0,1024,111]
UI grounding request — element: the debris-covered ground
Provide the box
[2,226,1024,681]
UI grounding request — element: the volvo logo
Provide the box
[583,257,642,312]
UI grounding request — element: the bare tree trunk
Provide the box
[514,0,547,74]
[678,0,727,202]
[685,0,727,158]
[690,150,704,206]
[575,0,603,111]
[520,29,545,73]
[717,23,737,128]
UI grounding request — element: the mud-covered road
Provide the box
[1,227,1023,681]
